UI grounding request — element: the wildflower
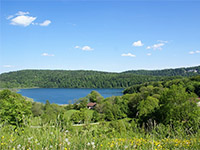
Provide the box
[65,130,69,133]
[17,144,21,149]
[35,139,38,144]
[65,138,70,145]
[65,138,69,143]
[124,145,128,149]
[1,136,4,139]
[28,137,33,141]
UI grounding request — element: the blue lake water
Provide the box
[18,88,124,105]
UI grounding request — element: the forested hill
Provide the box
[0,65,199,88]
[123,65,200,76]
[0,70,170,88]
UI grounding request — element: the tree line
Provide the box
[0,70,177,88]
[2,65,200,89]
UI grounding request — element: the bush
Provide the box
[0,89,32,126]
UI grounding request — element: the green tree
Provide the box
[0,90,32,126]
[157,85,200,131]
[138,96,159,118]
[88,91,104,103]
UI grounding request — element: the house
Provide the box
[197,98,200,107]
[87,102,96,109]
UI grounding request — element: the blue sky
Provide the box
[0,0,200,73]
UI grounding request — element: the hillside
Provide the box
[123,65,200,76]
[0,65,199,88]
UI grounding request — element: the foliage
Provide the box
[88,90,104,103]
[124,65,200,76]
[0,69,184,88]
[157,85,200,131]
[0,90,32,126]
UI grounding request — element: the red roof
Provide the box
[87,102,96,107]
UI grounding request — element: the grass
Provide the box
[1,118,200,150]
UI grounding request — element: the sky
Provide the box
[0,0,200,73]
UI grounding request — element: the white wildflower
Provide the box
[17,144,21,149]
[65,138,69,143]
[87,142,91,146]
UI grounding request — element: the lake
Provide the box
[18,88,124,105]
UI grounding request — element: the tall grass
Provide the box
[1,118,200,150]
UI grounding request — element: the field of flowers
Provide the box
[1,121,200,150]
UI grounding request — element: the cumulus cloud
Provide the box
[82,46,94,51]
[74,46,80,49]
[146,46,151,49]
[39,20,51,26]
[121,53,136,57]
[189,50,200,54]
[132,40,144,47]
[10,15,37,27]
[41,53,55,56]
[74,45,94,51]
[7,11,51,27]
[146,40,168,50]
[146,43,165,50]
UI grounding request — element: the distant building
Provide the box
[87,102,96,109]
[197,98,200,107]
[188,69,198,73]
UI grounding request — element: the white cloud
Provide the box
[41,53,55,57]
[3,65,14,68]
[74,45,94,51]
[74,46,80,49]
[146,46,151,49]
[121,53,136,57]
[7,11,51,27]
[82,46,94,51]
[152,43,164,50]
[39,20,51,26]
[146,40,168,50]
[189,50,200,54]
[146,43,165,50]
[132,40,144,47]
[11,15,37,27]
[189,51,195,54]
[147,53,152,56]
